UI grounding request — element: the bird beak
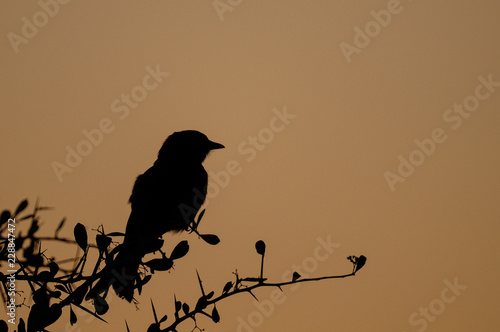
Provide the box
[208,140,224,150]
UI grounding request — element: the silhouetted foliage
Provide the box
[0,199,367,331]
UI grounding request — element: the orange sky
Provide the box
[1,1,500,331]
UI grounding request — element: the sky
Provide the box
[1,0,500,331]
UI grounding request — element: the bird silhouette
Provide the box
[90,130,224,302]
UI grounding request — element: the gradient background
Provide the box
[1,1,499,331]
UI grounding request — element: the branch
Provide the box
[159,267,363,331]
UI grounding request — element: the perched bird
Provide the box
[124,130,224,246]
[91,130,224,302]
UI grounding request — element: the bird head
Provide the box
[157,130,224,164]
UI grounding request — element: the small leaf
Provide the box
[222,281,233,294]
[50,291,61,298]
[106,232,125,237]
[145,258,173,273]
[0,210,11,226]
[18,319,26,332]
[94,295,109,315]
[146,323,160,332]
[255,240,266,256]
[27,254,44,267]
[137,275,152,295]
[15,199,28,216]
[37,271,53,282]
[46,303,63,327]
[54,284,68,293]
[170,240,189,260]
[159,315,168,323]
[19,213,34,220]
[70,306,77,325]
[212,306,220,323]
[0,320,8,332]
[54,217,66,237]
[200,234,220,245]
[292,272,301,282]
[242,277,267,282]
[72,283,88,305]
[182,303,190,315]
[195,296,207,311]
[33,288,49,305]
[27,219,39,236]
[73,223,88,251]
[49,262,59,276]
[174,297,181,312]
[206,291,214,299]
[96,234,112,252]
[354,255,367,273]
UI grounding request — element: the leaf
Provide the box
[18,318,26,332]
[206,291,214,299]
[255,240,266,256]
[50,291,61,298]
[96,234,112,252]
[292,272,301,282]
[54,217,65,237]
[354,255,367,273]
[174,295,181,320]
[72,303,108,324]
[0,210,11,226]
[222,281,233,294]
[33,288,49,305]
[242,277,267,282]
[195,296,207,311]
[37,271,53,282]
[212,306,220,323]
[182,303,190,315]
[106,232,125,237]
[174,298,181,313]
[137,275,152,295]
[146,323,160,332]
[200,234,220,245]
[19,213,35,220]
[0,320,7,332]
[15,199,28,216]
[94,295,109,315]
[27,219,39,236]
[170,240,189,260]
[72,283,89,305]
[145,258,173,273]
[159,315,168,323]
[46,304,62,328]
[55,284,69,293]
[27,254,44,267]
[73,223,88,251]
[70,306,77,325]
[49,262,59,276]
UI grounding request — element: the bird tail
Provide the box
[86,245,141,303]
[110,247,141,302]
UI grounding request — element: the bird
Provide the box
[90,130,224,302]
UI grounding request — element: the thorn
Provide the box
[196,269,206,297]
[248,290,259,301]
[151,298,158,324]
